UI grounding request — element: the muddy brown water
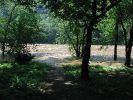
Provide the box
[31,44,133,67]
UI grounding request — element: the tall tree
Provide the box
[114,12,119,61]
[64,21,84,57]
[0,0,40,60]
[81,0,121,80]
[125,1,133,67]
[117,0,133,67]
[43,0,122,80]
[0,1,18,57]
[125,24,133,67]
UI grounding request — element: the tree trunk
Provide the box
[75,30,80,58]
[81,28,86,57]
[75,50,80,58]
[120,19,127,53]
[114,18,118,61]
[81,0,97,80]
[119,5,128,58]
[2,41,5,58]
[81,25,93,80]
[125,24,133,67]
[1,34,7,58]
[114,43,118,61]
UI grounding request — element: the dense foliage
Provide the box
[0,62,51,100]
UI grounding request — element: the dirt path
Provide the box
[31,44,90,100]
[31,44,73,98]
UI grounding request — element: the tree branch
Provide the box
[97,0,122,20]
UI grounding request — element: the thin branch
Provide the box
[97,0,122,20]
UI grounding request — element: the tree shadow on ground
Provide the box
[43,63,133,100]
[1,56,133,100]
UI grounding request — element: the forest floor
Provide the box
[31,44,133,100]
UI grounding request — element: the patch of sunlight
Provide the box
[0,63,12,68]
[109,65,125,70]
[91,64,127,72]
[64,81,74,85]
[38,82,54,93]
[54,77,64,81]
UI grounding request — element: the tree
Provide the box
[0,0,40,62]
[8,9,40,53]
[117,0,133,67]
[44,0,122,80]
[114,10,119,61]
[124,2,133,67]
[96,11,115,45]
[125,24,133,67]
[0,1,17,57]
[64,21,84,57]
[38,12,65,44]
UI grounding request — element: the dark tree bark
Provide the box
[2,41,5,58]
[120,19,127,51]
[125,24,133,67]
[76,30,80,57]
[81,0,97,80]
[81,28,86,57]
[81,23,94,80]
[118,5,128,56]
[114,17,119,61]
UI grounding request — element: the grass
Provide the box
[1,60,133,100]
[0,61,51,100]
[63,64,133,100]
[63,64,133,80]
